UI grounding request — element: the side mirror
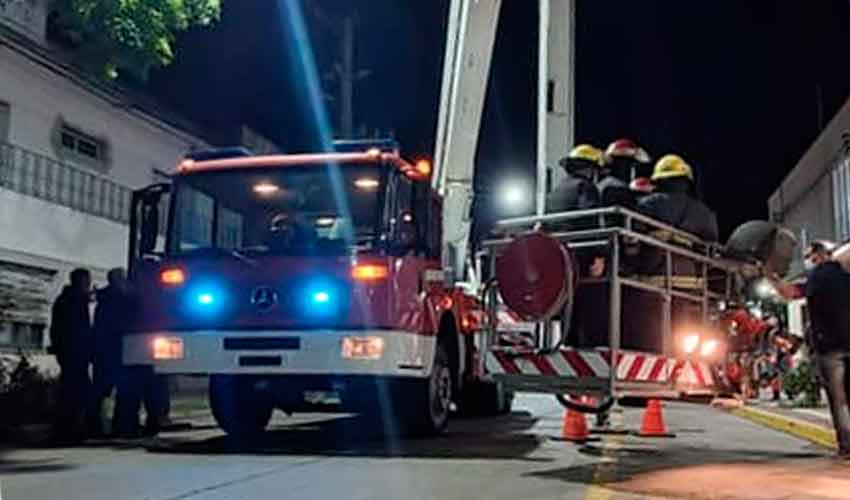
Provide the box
[140,202,160,255]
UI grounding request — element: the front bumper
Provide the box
[123,329,435,378]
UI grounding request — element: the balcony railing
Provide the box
[0,141,132,224]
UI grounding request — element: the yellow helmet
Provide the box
[566,144,604,165]
[651,154,693,182]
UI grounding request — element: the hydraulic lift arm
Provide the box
[433,0,502,280]
[433,0,575,281]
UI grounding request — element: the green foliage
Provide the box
[783,359,821,407]
[0,353,59,429]
[49,0,221,81]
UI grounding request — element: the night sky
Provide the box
[148,1,850,239]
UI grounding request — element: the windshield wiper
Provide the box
[227,248,257,267]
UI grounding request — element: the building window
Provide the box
[833,155,850,242]
[60,126,104,162]
[0,101,9,142]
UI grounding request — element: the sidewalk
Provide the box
[728,399,837,450]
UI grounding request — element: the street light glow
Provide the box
[500,180,528,211]
[754,279,776,299]
[504,185,524,205]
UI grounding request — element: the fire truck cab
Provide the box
[123,140,507,437]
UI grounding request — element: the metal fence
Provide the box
[0,141,132,224]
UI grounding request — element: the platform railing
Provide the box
[478,206,741,399]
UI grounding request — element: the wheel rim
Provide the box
[430,364,452,425]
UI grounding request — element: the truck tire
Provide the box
[404,343,452,436]
[209,375,274,438]
[459,381,514,417]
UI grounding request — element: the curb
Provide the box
[731,405,837,450]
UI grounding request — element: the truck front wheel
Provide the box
[209,375,274,438]
[403,344,452,435]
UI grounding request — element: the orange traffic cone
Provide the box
[638,399,675,438]
[561,407,590,442]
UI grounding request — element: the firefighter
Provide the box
[545,144,603,213]
[627,155,718,354]
[546,144,605,277]
[638,154,718,243]
[598,138,651,208]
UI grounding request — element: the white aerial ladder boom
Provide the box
[537,0,575,215]
[433,0,575,279]
[433,0,502,279]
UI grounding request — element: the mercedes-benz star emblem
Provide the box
[251,286,277,311]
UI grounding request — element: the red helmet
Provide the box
[629,177,654,193]
[605,139,651,164]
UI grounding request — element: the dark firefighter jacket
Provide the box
[637,192,719,243]
[93,285,136,366]
[49,286,93,366]
[546,175,600,213]
[597,176,636,209]
[635,189,719,276]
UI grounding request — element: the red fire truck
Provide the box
[122,1,792,437]
[123,140,509,437]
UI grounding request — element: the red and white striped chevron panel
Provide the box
[486,349,610,378]
[671,359,714,387]
[485,349,677,383]
[615,353,674,382]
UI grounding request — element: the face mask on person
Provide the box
[804,258,817,271]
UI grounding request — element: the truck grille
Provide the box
[223,337,300,350]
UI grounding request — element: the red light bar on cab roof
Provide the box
[178,151,431,181]
[180,151,405,173]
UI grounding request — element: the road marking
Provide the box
[584,413,625,500]
[732,405,837,450]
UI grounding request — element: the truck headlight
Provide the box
[152,336,184,360]
[700,339,719,357]
[681,334,700,355]
[341,336,384,360]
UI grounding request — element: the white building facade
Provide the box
[0,0,207,349]
[768,97,850,276]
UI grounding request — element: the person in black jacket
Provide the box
[804,241,850,458]
[546,144,606,278]
[637,154,719,243]
[598,139,652,208]
[92,268,134,437]
[546,144,603,213]
[49,268,95,443]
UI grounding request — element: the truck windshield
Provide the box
[167,164,387,256]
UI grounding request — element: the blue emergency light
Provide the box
[197,293,216,305]
[312,291,331,304]
[300,278,347,320]
[185,281,228,318]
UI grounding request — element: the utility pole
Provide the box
[340,16,354,137]
[332,14,371,138]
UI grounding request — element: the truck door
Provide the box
[128,183,171,277]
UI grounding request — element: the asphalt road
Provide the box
[1,394,847,500]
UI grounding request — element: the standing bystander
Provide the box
[48,268,96,443]
[804,241,850,458]
[92,268,135,436]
